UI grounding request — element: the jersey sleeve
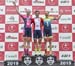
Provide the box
[19,15,25,21]
[31,18,34,24]
[49,16,55,20]
[41,18,44,25]
[40,18,44,31]
[31,18,35,31]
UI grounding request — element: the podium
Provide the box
[22,55,57,66]
[4,55,74,66]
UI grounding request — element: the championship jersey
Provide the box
[43,17,54,29]
[32,18,43,30]
[20,15,32,28]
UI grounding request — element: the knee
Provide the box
[44,38,47,43]
[27,38,31,42]
[23,37,27,41]
[38,39,42,44]
[49,38,52,42]
[34,39,37,44]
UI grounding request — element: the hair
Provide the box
[26,9,31,13]
[46,11,50,14]
[35,10,40,14]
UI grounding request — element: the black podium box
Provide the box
[22,55,57,66]
[4,55,74,66]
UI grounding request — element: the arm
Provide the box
[41,18,44,31]
[12,2,24,19]
[53,10,63,20]
[54,14,63,20]
[13,2,20,15]
[31,18,35,31]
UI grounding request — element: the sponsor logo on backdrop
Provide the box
[6,24,18,32]
[51,24,58,33]
[73,42,75,51]
[19,42,24,51]
[5,52,18,60]
[32,0,45,6]
[59,51,72,60]
[6,0,19,5]
[59,24,72,32]
[6,36,17,39]
[0,42,4,51]
[0,33,5,42]
[5,42,18,51]
[73,52,75,61]
[0,24,5,33]
[0,52,4,61]
[19,24,24,33]
[72,6,75,15]
[6,15,19,24]
[19,33,23,42]
[46,0,58,6]
[8,25,17,32]
[59,7,72,14]
[33,0,44,3]
[0,6,5,14]
[72,15,75,24]
[5,33,18,42]
[59,0,72,6]
[0,15,5,23]
[19,6,32,14]
[73,33,75,41]
[59,42,72,51]
[0,34,3,41]
[52,42,59,51]
[52,33,58,42]
[59,33,72,42]
[19,0,32,5]
[32,6,45,14]
[59,15,72,24]
[6,6,17,14]
[46,6,59,15]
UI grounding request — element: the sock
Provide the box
[27,48,29,55]
[24,48,27,55]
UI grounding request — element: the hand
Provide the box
[12,1,16,6]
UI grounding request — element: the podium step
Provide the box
[4,55,74,66]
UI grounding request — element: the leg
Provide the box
[27,37,31,49]
[23,37,27,48]
[34,38,38,51]
[26,37,31,55]
[23,37,28,55]
[37,30,42,52]
[38,38,42,51]
[24,28,31,55]
[48,37,53,55]
[43,29,49,56]
[44,37,48,56]
[33,30,38,52]
[48,27,53,55]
